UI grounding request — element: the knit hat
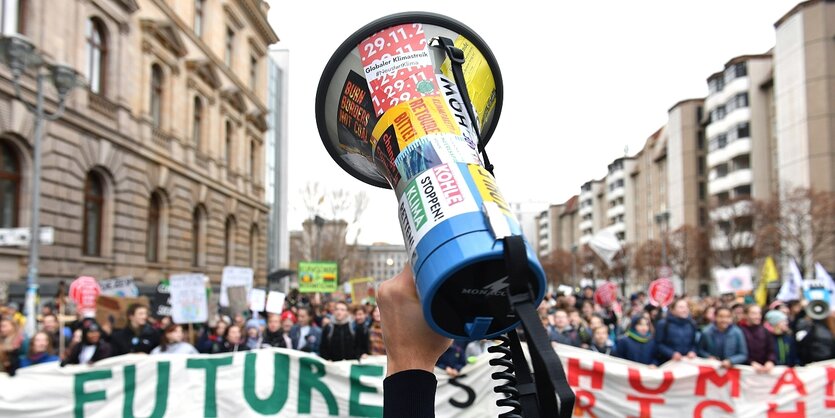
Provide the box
[765,310,787,327]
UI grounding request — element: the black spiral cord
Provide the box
[488,335,523,418]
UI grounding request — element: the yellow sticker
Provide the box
[468,165,512,217]
[371,96,461,151]
[440,36,497,130]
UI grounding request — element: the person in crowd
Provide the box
[19,331,59,368]
[367,306,385,356]
[232,313,247,330]
[731,303,746,324]
[549,309,580,347]
[795,310,835,365]
[353,305,371,356]
[739,305,775,373]
[579,300,595,323]
[244,321,263,350]
[589,326,614,355]
[110,304,160,355]
[765,310,798,367]
[290,306,322,354]
[197,320,227,354]
[465,339,490,363]
[576,286,595,311]
[696,307,748,368]
[654,298,698,363]
[436,340,468,378]
[320,301,359,361]
[62,321,113,366]
[569,310,592,348]
[218,324,249,353]
[262,313,291,348]
[40,313,70,355]
[699,306,716,330]
[0,317,22,374]
[615,315,656,365]
[151,324,198,355]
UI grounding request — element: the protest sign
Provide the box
[151,280,172,318]
[95,296,149,329]
[69,276,101,318]
[716,266,754,294]
[99,276,139,298]
[298,261,339,293]
[249,288,267,313]
[227,286,248,316]
[265,291,286,314]
[168,274,208,324]
[220,266,254,307]
[648,278,675,307]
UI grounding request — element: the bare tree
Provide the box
[707,196,758,268]
[541,248,574,287]
[632,240,661,287]
[773,187,835,275]
[668,225,709,292]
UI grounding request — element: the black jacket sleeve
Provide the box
[383,369,436,418]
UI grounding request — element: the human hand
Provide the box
[721,360,732,369]
[445,367,459,378]
[672,352,683,361]
[686,351,697,359]
[378,265,452,377]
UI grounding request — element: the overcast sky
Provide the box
[266,0,799,245]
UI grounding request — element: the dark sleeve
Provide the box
[61,344,81,366]
[319,326,331,360]
[765,329,776,363]
[384,370,436,418]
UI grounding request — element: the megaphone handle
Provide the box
[502,235,576,418]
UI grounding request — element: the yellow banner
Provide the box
[371,96,460,151]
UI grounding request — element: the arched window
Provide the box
[146,192,162,262]
[224,215,236,266]
[150,64,164,128]
[83,172,105,256]
[192,97,203,150]
[192,205,207,267]
[85,18,107,95]
[249,224,259,269]
[225,121,234,170]
[0,141,20,228]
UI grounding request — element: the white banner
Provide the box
[715,265,754,294]
[2,345,835,417]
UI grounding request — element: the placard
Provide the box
[265,291,286,315]
[168,274,208,324]
[249,288,267,313]
[220,266,254,307]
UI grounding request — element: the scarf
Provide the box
[627,329,651,343]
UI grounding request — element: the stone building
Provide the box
[0,0,278,299]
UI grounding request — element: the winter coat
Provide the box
[697,324,748,365]
[110,324,160,355]
[771,332,799,367]
[654,316,698,363]
[436,340,468,371]
[62,341,113,366]
[289,324,322,354]
[590,340,614,356]
[739,323,776,365]
[795,318,835,365]
[19,353,59,368]
[549,326,580,347]
[615,331,656,365]
[319,321,358,361]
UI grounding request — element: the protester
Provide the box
[615,315,656,365]
[19,331,59,368]
[151,324,198,355]
[0,317,22,374]
[654,298,698,363]
[353,305,371,356]
[548,309,580,347]
[319,301,359,361]
[62,321,113,366]
[110,304,160,355]
[569,310,592,348]
[696,307,748,368]
[765,310,798,367]
[40,313,70,355]
[263,313,291,348]
[290,306,322,353]
[244,321,263,350]
[795,312,835,365]
[436,340,468,378]
[739,305,775,373]
[218,324,249,353]
[367,306,385,356]
[197,320,227,354]
[589,326,614,355]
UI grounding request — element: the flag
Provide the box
[755,256,779,307]
[715,266,753,294]
[776,259,804,301]
[589,228,622,267]
[816,262,835,291]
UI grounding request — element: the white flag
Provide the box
[816,262,835,291]
[776,259,804,301]
[589,228,622,267]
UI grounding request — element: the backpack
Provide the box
[326,321,356,341]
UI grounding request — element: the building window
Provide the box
[192,97,203,150]
[249,55,257,90]
[225,121,234,169]
[150,64,164,128]
[194,0,204,37]
[225,27,235,67]
[0,141,19,228]
[83,172,105,256]
[0,0,25,35]
[85,18,107,95]
[192,205,206,267]
[224,216,236,265]
[249,140,256,179]
[250,224,258,269]
[146,192,162,262]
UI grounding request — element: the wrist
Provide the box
[387,357,436,377]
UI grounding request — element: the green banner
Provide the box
[298,261,339,293]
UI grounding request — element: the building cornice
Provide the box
[237,0,280,45]
[774,0,826,28]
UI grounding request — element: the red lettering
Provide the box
[627,368,674,395]
[826,368,835,397]
[768,401,806,418]
[770,368,807,396]
[826,399,835,409]
[573,390,598,418]
[626,395,664,418]
[695,366,740,398]
[568,358,605,389]
[693,400,734,418]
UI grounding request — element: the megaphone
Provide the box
[803,283,831,321]
[315,12,545,340]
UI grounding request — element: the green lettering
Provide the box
[187,356,234,417]
[74,370,112,418]
[243,352,290,414]
[349,364,384,417]
[123,362,170,418]
[298,357,338,415]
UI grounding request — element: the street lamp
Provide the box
[570,244,578,285]
[655,211,670,270]
[313,215,325,261]
[0,34,84,337]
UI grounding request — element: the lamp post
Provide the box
[313,215,325,261]
[571,244,578,285]
[655,211,670,273]
[0,34,83,337]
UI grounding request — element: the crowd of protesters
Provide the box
[0,292,386,376]
[534,286,835,370]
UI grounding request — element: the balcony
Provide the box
[606,204,625,218]
[706,107,750,139]
[711,231,754,251]
[608,187,625,200]
[708,168,752,196]
[707,137,751,168]
[705,76,749,113]
[608,222,625,234]
[579,205,593,216]
[579,219,593,231]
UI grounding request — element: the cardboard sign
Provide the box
[593,282,618,307]
[151,280,171,318]
[99,276,139,298]
[169,274,209,324]
[298,261,339,293]
[95,295,149,329]
[265,291,286,315]
[227,286,249,316]
[220,266,254,307]
[649,278,676,307]
[249,288,267,313]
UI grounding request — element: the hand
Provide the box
[686,351,697,359]
[672,352,683,361]
[708,356,718,361]
[378,265,452,377]
[763,361,775,373]
[445,367,459,378]
[721,360,732,369]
